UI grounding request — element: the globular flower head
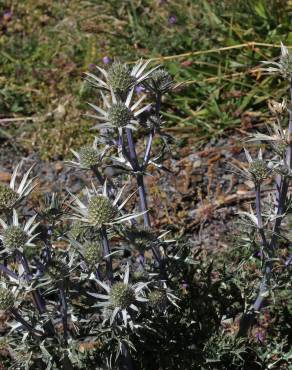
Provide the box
[87,195,117,226]
[88,88,150,134]
[85,59,159,96]
[148,289,168,311]
[107,61,136,98]
[46,259,69,282]
[110,282,136,309]
[108,102,133,128]
[68,138,107,170]
[232,149,271,185]
[71,182,145,230]
[127,226,156,253]
[0,184,18,211]
[2,226,28,251]
[0,210,39,253]
[83,242,103,266]
[91,264,148,326]
[79,146,101,168]
[0,287,15,311]
[261,43,292,81]
[249,158,269,184]
[144,68,173,94]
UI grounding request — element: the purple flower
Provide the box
[285,253,292,267]
[255,328,265,344]
[3,10,12,21]
[168,15,177,26]
[102,56,111,65]
[135,85,145,95]
[88,63,95,71]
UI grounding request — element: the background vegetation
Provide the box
[1,0,292,159]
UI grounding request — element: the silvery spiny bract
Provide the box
[71,181,145,229]
[0,163,35,212]
[92,264,148,326]
[232,148,270,185]
[85,59,159,98]
[68,138,108,170]
[88,88,150,134]
[261,42,292,81]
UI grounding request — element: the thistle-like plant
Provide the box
[238,43,292,336]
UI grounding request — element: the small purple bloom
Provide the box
[285,254,292,267]
[168,15,177,26]
[3,10,12,21]
[102,56,111,65]
[255,328,265,344]
[88,63,95,71]
[135,85,145,95]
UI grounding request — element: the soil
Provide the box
[0,130,265,252]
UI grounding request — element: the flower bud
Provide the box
[128,226,155,253]
[0,287,15,311]
[249,159,269,183]
[146,68,173,94]
[268,99,286,116]
[88,195,117,226]
[110,282,135,309]
[84,242,102,266]
[46,260,69,281]
[148,290,168,311]
[0,184,18,211]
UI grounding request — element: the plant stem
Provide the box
[239,83,292,336]
[100,226,113,282]
[59,287,68,342]
[0,263,18,279]
[16,251,46,314]
[10,308,43,336]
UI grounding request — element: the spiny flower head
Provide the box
[88,88,150,134]
[79,146,101,168]
[88,195,117,226]
[107,61,136,97]
[0,210,39,253]
[84,241,103,266]
[249,159,269,183]
[2,226,28,251]
[128,226,156,253]
[85,59,159,95]
[243,149,270,184]
[0,183,18,211]
[0,287,15,311]
[46,259,69,282]
[68,138,108,170]
[110,282,136,309]
[92,264,148,326]
[148,289,168,311]
[144,68,173,94]
[108,102,132,128]
[71,182,145,229]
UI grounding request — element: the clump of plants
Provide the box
[0,47,291,369]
